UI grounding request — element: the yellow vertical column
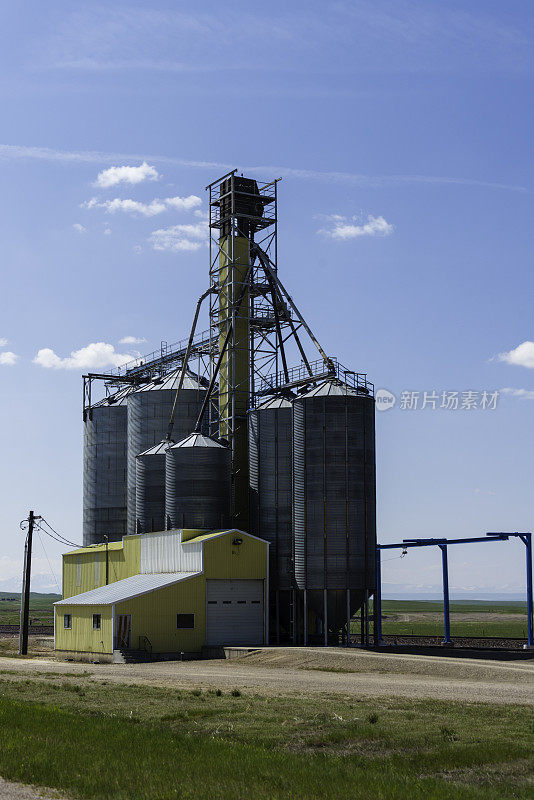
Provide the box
[218,235,250,530]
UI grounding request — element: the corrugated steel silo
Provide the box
[126,369,207,536]
[292,379,376,635]
[135,440,173,534]
[83,387,132,546]
[249,396,292,588]
[165,433,231,529]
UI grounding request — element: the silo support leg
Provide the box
[275,591,280,645]
[290,589,297,645]
[323,589,328,647]
[346,588,351,647]
[364,590,370,646]
[303,590,308,646]
[375,546,382,645]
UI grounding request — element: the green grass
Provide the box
[0,676,531,799]
[0,592,60,625]
[378,600,527,615]
[351,599,529,639]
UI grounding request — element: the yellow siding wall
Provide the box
[55,605,112,654]
[203,534,267,580]
[57,532,268,656]
[62,535,141,599]
[115,575,205,653]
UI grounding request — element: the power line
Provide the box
[37,517,81,549]
[36,529,61,594]
[34,523,70,547]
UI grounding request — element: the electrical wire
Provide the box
[39,518,81,549]
[34,523,70,547]
[381,553,408,563]
[36,529,61,594]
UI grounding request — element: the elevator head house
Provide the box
[54,528,269,661]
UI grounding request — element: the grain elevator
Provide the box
[80,171,376,646]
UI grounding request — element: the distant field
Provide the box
[352,599,529,639]
[0,594,529,638]
[0,593,60,626]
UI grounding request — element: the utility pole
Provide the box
[104,535,109,585]
[19,510,40,655]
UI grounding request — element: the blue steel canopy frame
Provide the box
[375,533,533,649]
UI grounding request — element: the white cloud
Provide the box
[82,195,201,217]
[501,387,534,400]
[95,161,160,188]
[0,351,18,366]
[498,341,534,369]
[104,227,111,236]
[0,338,8,347]
[33,342,133,370]
[318,213,394,240]
[149,222,207,252]
[72,223,86,233]
[119,336,146,345]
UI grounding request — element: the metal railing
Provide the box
[256,357,374,399]
[108,330,213,378]
[138,635,153,660]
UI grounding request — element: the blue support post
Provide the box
[375,546,382,645]
[440,545,452,644]
[378,532,532,649]
[523,533,533,649]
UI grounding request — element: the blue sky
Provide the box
[0,1,533,596]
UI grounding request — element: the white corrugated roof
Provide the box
[255,396,292,410]
[137,439,174,457]
[302,379,364,398]
[93,386,135,408]
[55,571,200,606]
[136,369,207,393]
[170,433,225,449]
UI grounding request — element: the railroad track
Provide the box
[0,624,53,636]
[350,633,529,650]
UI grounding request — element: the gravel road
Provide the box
[0,777,67,800]
[1,647,532,705]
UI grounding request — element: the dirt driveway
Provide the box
[1,647,532,705]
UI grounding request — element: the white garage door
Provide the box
[206,579,265,646]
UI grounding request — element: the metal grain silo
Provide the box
[249,396,292,588]
[135,440,173,534]
[165,433,231,530]
[83,387,132,546]
[126,369,207,536]
[292,379,376,641]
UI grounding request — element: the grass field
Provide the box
[351,599,529,639]
[0,594,529,638]
[0,592,59,625]
[0,672,531,799]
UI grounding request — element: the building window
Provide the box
[93,613,101,630]
[176,613,195,629]
[63,614,71,629]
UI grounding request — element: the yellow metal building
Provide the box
[54,528,268,661]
